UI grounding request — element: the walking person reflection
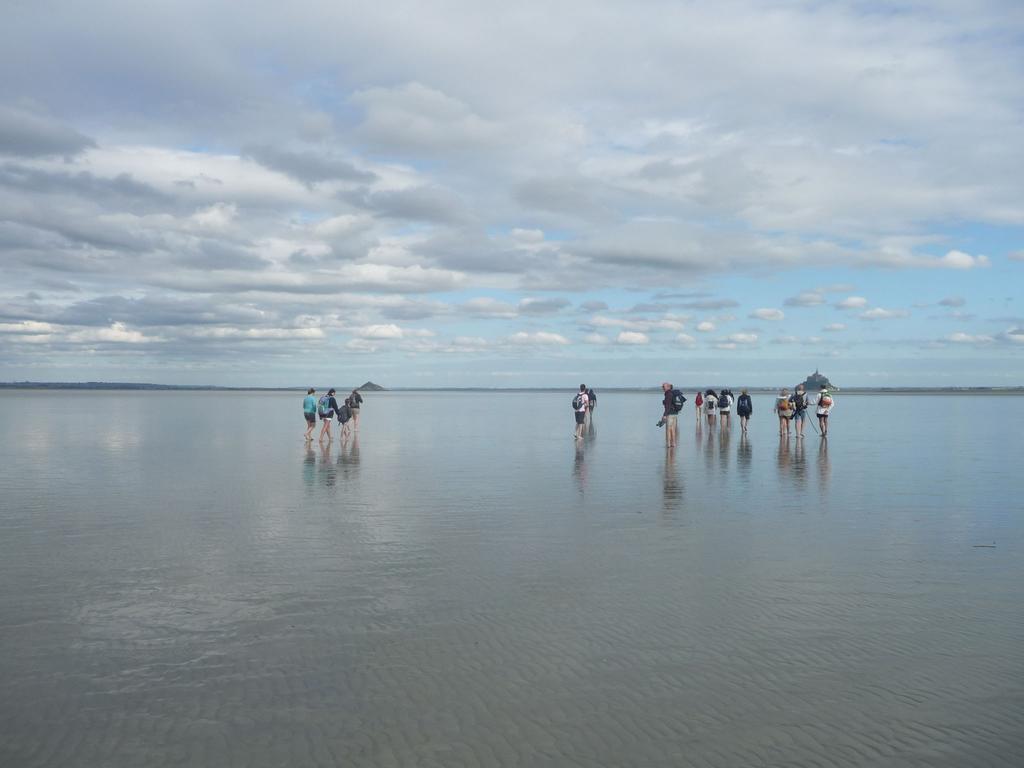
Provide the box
[776,433,791,478]
[573,440,587,496]
[662,446,683,518]
[337,434,361,482]
[817,436,830,495]
[792,435,808,490]
[737,431,752,480]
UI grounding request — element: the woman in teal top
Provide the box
[302,388,317,441]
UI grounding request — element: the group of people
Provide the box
[693,388,755,432]
[572,384,598,440]
[653,382,834,447]
[302,388,364,442]
[774,384,834,437]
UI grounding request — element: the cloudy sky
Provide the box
[1,0,1022,387]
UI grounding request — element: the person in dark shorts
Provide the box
[736,388,753,433]
[573,384,589,440]
[303,388,317,441]
[586,387,597,420]
[789,384,809,438]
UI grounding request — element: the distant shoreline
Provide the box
[1,382,1022,395]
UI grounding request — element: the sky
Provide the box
[1,0,1022,388]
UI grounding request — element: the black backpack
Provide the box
[572,393,583,410]
[792,392,806,411]
[587,388,596,404]
[671,389,685,413]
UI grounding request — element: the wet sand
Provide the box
[1,390,1022,766]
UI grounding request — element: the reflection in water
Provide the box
[818,437,830,494]
[776,434,791,478]
[662,446,683,520]
[573,441,587,495]
[718,427,731,473]
[302,445,316,490]
[337,435,361,482]
[792,437,808,490]
[319,442,338,488]
[585,419,597,442]
[703,425,716,477]
[737,432,752,479]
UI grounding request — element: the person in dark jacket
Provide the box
[736,388,753,433]
[318,388,342,442]
[349,389,364,431]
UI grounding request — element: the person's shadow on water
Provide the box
[776,434,791,480]
[817,437,830,496]
[319,442,337,488]
[737,432,752,481]
[792,437,808,491]
[662,446,683,520]
[337,435,361,481]
[573,441,587,496]
[302,445,316,490]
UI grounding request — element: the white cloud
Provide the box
[186,327,324,340]
[722,333,758,345]
[823,323,846,332]
[696,321,716,332]
[67,322,156,344]
[616,331,649,345]
[583,333,610,345]
[859,308,911,320]
[750,308,784,321]
[947,332,994,344]
[938,296,966,307]
[675,333,696,347]
[1009,251,1024,262]
[352,324,434,340]
[836,296,869,309]
[939,250,990,270]
[508,331,569,345]
[1004,328,1024,344]
[784,291,825,307]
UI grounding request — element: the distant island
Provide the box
[797,369,837,391]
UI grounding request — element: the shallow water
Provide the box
[1,390,1022,767]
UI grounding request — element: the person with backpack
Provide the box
[775,388,792,436]
[586,387,597,420]
[789,384,810,438]
[736,389,753,433]
[573,384,589,440]
[317,388,341,442]
[704,389,718,427]
[349,389,364,432]
[694,391,703,424]
[303,388,318,442]
[815,386,834,437]
[718,388,732,429]
[336,396,354,439]
[659,382,685,447]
